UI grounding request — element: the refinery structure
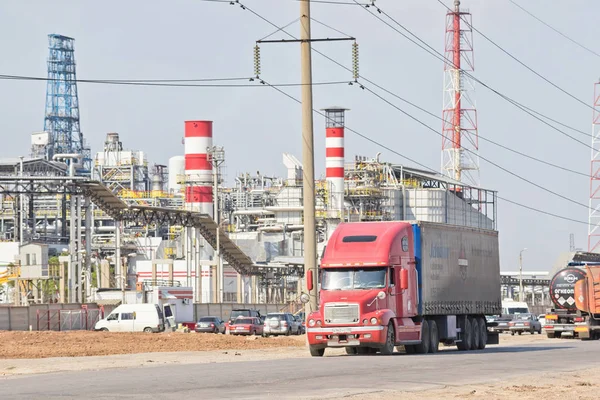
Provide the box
[0,4,499,308]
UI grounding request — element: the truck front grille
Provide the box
[324,303,359,324]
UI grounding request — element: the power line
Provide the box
[353,1,595,150]
[360,83,593,212]
[436,0,595,112]
[210,0,589,224]
[508,0,600,60]
[263,78,589,226]
[0,74,350,88]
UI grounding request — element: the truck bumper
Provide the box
[306,326,385,348]
[546,324,576,337]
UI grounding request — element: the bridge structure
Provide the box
[0,176,303,303]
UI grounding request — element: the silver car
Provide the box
[263,313,301,336]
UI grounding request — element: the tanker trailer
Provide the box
[544,251,600,339]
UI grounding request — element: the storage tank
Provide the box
[549,267,587,311]
[168,155,185,194]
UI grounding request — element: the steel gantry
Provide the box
[0,176,300,278]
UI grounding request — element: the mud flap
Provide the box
[486,331,499,345]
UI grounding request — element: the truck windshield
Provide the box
[321,268,387,290]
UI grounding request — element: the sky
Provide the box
[0,0,598,273]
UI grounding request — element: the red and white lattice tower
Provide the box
[323,107,348,216]
[588,82,600,252]
[184,120,214,217]
[441,0,480,186]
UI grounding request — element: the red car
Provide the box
[230,317,264,336]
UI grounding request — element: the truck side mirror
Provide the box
[400,269,409,290]
[307,270,314,292]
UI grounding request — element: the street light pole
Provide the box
[519,248,527,302]
[207,146,225,303]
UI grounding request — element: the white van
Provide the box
[501,299,530,315]
[94,304,167,333]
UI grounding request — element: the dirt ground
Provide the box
[0,330,304,359]
[350,368,600,400]
[1,331,598,399]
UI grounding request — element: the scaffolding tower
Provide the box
[39,34,91,176]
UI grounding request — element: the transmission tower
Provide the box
[39,34,91,176]
[441,0,480,186]
[588,81,600,252]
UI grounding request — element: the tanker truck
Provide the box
[304,220,501,357]
[573,264,600,340]
[543,251,600,339]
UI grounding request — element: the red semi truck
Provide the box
[305,220,501,356]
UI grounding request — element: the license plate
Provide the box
[331,328,352,334]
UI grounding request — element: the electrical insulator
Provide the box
[254,45,261,78]
[352,41,359,81]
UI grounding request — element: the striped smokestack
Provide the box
[184,120,213,216]
[323,107,348,214]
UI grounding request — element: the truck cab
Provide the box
[306,222,419,356]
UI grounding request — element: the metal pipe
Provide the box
[76,195,82,303]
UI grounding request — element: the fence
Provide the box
[1,302,291,331]
[0,303,114,331]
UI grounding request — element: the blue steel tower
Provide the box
[43,34,91,176]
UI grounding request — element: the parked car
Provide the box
[263,312,301,336]
[229,317,264,336]
[195,316,226,334]
[294,313,306,334]
[538,314,546,327]
[486,314,514,333]
[227,309,261,326]
[509,313,542,335]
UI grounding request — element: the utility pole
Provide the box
[207,146,225,303]
[519,248,527,302]
[300,0,318,314]
[252,0,356,314]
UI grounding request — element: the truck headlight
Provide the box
[309,319,315,327]
[370,317,378,325]
[362,319,368,325]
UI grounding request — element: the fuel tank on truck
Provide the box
[415,221,501,316]
[549,267,587,311]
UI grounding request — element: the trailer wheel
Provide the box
[415,320,430,354]
[429,320,439,353]
[457,317,472,351]
[477,317,487,350]
[380,322,395,355]
[471,318,480,350]
[309,346,325,357]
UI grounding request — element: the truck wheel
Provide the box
[380,322,395,355]
[415,320,430,354]
[309,346,325,357]
[429,320,439,353]
[477,317,487,350]
[345,347,357,355]
[457,317,472,351]
[471,318,480,350]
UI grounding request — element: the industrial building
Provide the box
[0,13,498,308]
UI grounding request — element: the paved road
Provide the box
[3,340,599,399]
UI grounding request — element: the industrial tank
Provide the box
[549,267,587,311]
[168,155,185,194]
